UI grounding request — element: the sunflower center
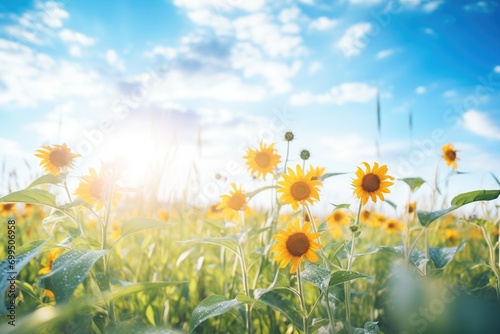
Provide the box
[3,203,14,211]
[255,152,271,168]
[362,210,370,220]
[228,193,246,211]
[333,212,343,222]
[387,222,395,230]
[445,149,456,161]
[286,232,310,256]
[89,180,104,199]
[290,181,311,201]
[361,173,381,192]
[49,149,70,167]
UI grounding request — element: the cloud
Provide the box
[336,22,372,57]
[464,1,498,13]
[462,110,500,140]
[415,86,426,94]
[422,1,443,12]
[289,82,377,105]
[494,65,500,73]
[58,28,95,46]
[348,0,384,5]
[442,89,457,97]
[173,0,265,12]
[424,27,437,36]
[278,7,301,23]
[144,46,177,59]
[105,49,125,71]
[309,17,339,31]
[308,61,322,74]
[376,48,396,59]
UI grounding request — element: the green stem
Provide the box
[325,289,336,334]
[283,141,291,172]
[345,200,362,331]
[297,266,308,334]
[481,226,500,302]
[406,227,427,270]
[238,243,252,334]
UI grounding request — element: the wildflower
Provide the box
[244,142,281,179]
[308,165,325,181]
[353,162,394,205]
[271,221,322,273]
[35,143,79,175]
[1,203,16,217]
[217,183,249,222]
[300,149,310,160]
[442,143,459,170]
[74,168,121,211]
[157,209,169,222]
[277,164,321,210]
[39,248,63,300]
[385,218,404,234]
[284,131,294,142]
[327,209,352,226]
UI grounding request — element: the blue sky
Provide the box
[0,0,499,214]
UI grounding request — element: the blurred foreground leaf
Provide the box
[189,295,241,333]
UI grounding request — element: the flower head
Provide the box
[327,209,352,226]
[385,218,403,234]
[74,168,121,211]
[308,165,325,181]
[1,203,16,217]
[277,164,321,210]
[271,221,322,273]
[442,143,459,170]
[284,131,295,142]
[216,183,249,222]
[39,248,63,275]
[244,142,281,179]
[352,162,394,205]
[35,144,79,175]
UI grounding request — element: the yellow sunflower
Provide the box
[326,209,352,226]
[328,224,343,240]
[74,168,121,211]
[1,203,16,217]
[407,202,416,215]
[359,209,372,224]
[157,209,169,222]
[444,228,460,244]
[271,221,322,273]
[308,165,326,181]
[244,142,281,179]
[385,218,404,234]
[277,164,322,210]
[216,183,250,222]
[442,143,459,170]
[353,162,394,205]
[39,248,63,275]
[35,143,79,175]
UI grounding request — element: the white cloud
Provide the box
[464,1,497,13]
[494,65,500,73]
[349,0,383,5]
[376,48,396,59]
[336,22,372,57]
[105,49,125,71]
[424,27,436,36]
[278,7,300,23]
[308,61,322,74]
[58,29,95,46]
[309,17,339,31]
[186,9,232,34]
[173,0,265,12]
[400,0,421,7]
[0,137,30,158]
[462,110,500,140]
[442,90,457,97]
[68,45,81,57]
[422,1,443,12]
[38,1,70,28]
[144,46,177,59]
[289,82,377,105]
[415,86,426,94]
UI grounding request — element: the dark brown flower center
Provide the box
[49,149,71,167]
[362,210,371,220]
[445,149,456,161]
[228,193,246,211]
[387,222,396,230]
[255,152,271,168]
[333,212,343,222]
[361,173,381,192]
[290,181,311,201]
[286,232,310,256]
[2,203,14,211]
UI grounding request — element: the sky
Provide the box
[0,0,499,215]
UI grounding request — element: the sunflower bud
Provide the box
[300,149,310,160]
[284,131,294,142]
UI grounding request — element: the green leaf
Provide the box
[378,246,428,268]
[0,240,48,314]
[330,203,351,210]
[146,305,156,326]
[317,220,328,232]
[258,290,303,330]
[319,172,347,182]
[42,210,78,235]
[400,177,425,192]
[385,199,397,210]
[117,218,174,241]
[0,189,57,207]
[105,281,186,302]
[189,295,241,333]
[39,249,108,303]
[451,190,500,207]
[358,321,380,334]
[301,262,331,291]
[429,243,465,270]
[27,173,67,189]
[329,270,368,287]
[491,172,500,187]
[182,236,240,256]
[253,268,290,299]
[417,206,457,227]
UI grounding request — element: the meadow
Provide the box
[1,135,499,334]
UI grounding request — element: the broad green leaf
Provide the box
[301,262,331,291]
[417,206,457,227]
[189,295,241,333]
[319,172,347,181]
[258,290,303,330]
[182,236,240,256]
[310,318,330,333]
[39,249,108,303]
[0,189,57,207]
[318,220,328,232]
[253,269,290,299]
[355,321,380,334]
[325,241,346,262]
[451,190,500,207]
[27,173,67,189]
[0,240,48,314]
[105,281,186,302]
[400,177,425,192]
[117,218,174,241]
[378,246,428,268]
[330,203,351,210]
[329,270,368,287]
[429,243,465,270]
[42,210,78,235]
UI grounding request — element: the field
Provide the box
[1,138,499,334]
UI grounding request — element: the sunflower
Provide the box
[369,213,386,228]
[353,162,394,205]
[407,202,416,215]
[74,168,121,211]
[308,165,326,181]
[328,224,343,240]
[444,228,460,244]
[39,248,63,275]
[385,218,404,234]
[35,143,79,175]
[277,164,322,210]
[327,209,352,226]
[244,142,281,179]
[271,221,322,273]
[442,143,459,170]
[216,183,250,222]
[1,203,16,217]
[359,209,372,224]
[157,209,169,221]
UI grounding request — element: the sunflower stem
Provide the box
[283,140,291,172]
[325,289,336,334]
[238,212,252,334]
[297,265,309,334]
[345,200,362,331]
[64,179,86,239]
[481,225,500,302]
[406,226,427,271]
